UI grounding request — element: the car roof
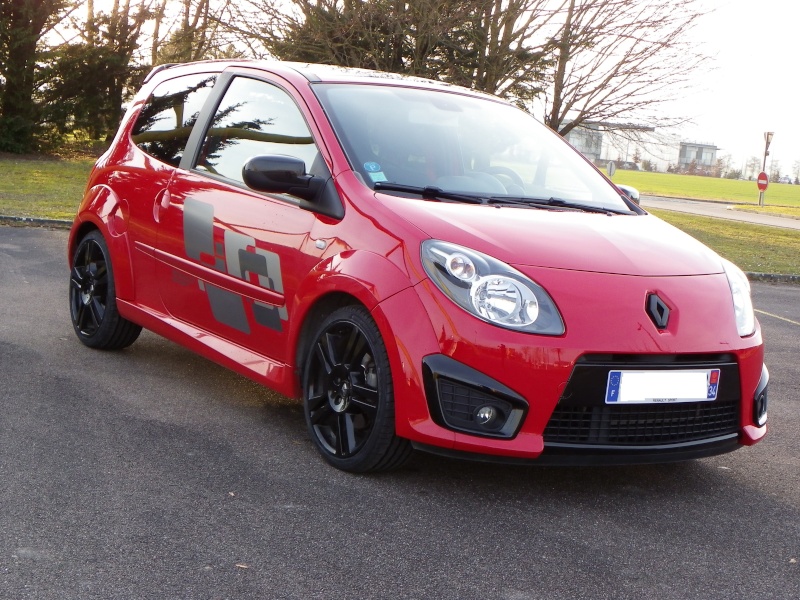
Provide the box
[143,59,490,98]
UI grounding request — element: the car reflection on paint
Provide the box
[68,60,768,472]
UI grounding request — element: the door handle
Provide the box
[153,189,171,223]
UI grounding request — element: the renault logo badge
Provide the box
[647,294,670,329]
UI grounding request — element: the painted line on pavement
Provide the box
[755,309,800,327]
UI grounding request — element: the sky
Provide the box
[672,0,799,175]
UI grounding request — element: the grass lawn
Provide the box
[650,209,799,276]
[734,205,800,219]
[0,154,94,220]
[608,170,800,207]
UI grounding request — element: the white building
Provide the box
[678,142,718,171]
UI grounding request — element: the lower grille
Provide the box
[546,354,742,449]
[544,400,739,446]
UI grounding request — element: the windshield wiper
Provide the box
[488,196,632,215]
[373,184,632,215]
[373,182,484,204]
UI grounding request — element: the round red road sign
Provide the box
[757,171,769,192]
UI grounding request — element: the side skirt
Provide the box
[117,299,297,399]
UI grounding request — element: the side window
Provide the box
[131,73,217,167]
[195,77,321,184]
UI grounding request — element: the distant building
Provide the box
[678,142,718,170]
[563,123,603,163]
[563,124,721,175]
[562,120,658,170]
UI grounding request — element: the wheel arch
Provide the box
[288,249,419,397]
[68,219,100,262]
[293,292,363,385]
[69,184,135,301]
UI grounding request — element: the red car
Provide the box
[68,60,768,472]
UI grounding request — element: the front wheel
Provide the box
[69,230,142,350]
[302,305,412,472]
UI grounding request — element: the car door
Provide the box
[154,71,332,365]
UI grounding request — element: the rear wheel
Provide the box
[69,230,141,350]
[302,305,412,472]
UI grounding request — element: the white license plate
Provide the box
[605,369,721,404]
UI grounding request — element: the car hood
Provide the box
[377,194,724,277]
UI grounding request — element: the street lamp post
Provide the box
[759,131,774,207]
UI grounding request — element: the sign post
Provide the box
[757,171,769,206]
[759,132,774,207]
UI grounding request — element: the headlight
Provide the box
[722,258,755,337]
[421,240,565,335]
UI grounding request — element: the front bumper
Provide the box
[374,270,768,464]
[416,353,769,465]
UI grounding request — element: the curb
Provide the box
[642,194,768,207]
[746,272,800,285]
[0,215,72,229]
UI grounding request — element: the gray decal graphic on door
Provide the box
[183,197,287,333]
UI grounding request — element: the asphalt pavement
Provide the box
[1,226,798,600]
[640,195,800,230]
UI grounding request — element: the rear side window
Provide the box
[194,77,319,183]
[131,73,217,167]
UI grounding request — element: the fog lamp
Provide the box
[475,405,499,427]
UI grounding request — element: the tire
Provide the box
[302,305,412,472]
[69,230,142,350]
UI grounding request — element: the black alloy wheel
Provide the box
[302,305,411,472]
[69,230,141,349]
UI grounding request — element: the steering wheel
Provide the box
[485,166,525,189]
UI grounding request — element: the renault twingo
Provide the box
[69,61,768,471]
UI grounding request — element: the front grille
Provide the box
[544,400,739,446]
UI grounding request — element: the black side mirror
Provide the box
[243,155,325,201]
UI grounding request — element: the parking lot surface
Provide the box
[1,226,798,599]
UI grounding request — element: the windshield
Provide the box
[314,83,630,212]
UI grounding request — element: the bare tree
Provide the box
[37,0,157,140]
[543,0,708,137]
[745,156,760,179]
[769,161,781,183]
[150,0,238,64]
[222,0,563,103]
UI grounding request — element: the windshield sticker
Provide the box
[368,171,388,182]
[364,162,381,172]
